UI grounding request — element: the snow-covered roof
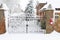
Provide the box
[40,4,54,11]
[36,2,47,9]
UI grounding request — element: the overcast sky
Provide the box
[0,0,60,10]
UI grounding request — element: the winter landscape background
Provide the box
[0,0,60,40]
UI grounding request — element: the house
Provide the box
[54,8,60,32]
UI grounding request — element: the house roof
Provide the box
[36,2,47,10]
[55,8,60,10]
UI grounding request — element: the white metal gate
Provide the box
[8,13,45,33]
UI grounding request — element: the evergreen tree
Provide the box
[25,0,34,14]
[25,0,34,21]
